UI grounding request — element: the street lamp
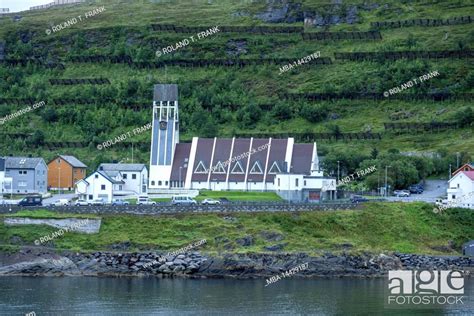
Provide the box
[287,174,290,205]
[385,165,391,197]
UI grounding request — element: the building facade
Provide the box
[447,170,474,209]
[47,155,87,190]
[75,163,148,202]
[0,158,13,197]
[148,84,336,201]
[4,157,48,194]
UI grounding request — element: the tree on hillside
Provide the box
[236,103,262,129]
[190,109,217,137]
[26,130,45,147]
[371,147,379,159]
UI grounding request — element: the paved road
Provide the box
[385,179,447,203]
[42,193,77,206]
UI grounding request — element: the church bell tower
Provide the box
[149,84,179,189]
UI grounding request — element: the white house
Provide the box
[75,163,148,203]
[447,171,474,209]
[0,158,13,198]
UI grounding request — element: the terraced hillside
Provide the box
[0,0,472,172]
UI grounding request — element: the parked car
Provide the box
[435,198,448,206]
[409,185,424,194]
[218,197,231,204]
[51,199,70,206]
[18,196,42,206]
[89,198,105,206]
[171,196,197,205]
[74,199,88,206]
[350,195,369,203]
[201,198,221,205]
[137,195,156,205]
[112,199,130,206]
[394,190,411,197]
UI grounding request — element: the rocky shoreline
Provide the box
[0,248,473,279]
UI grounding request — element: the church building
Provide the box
[148,84,337,202]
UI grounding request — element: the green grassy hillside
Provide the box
[1,203,473,255]
[0,0,472,172]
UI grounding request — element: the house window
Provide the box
[452,195,456,199]
[123,174,127,179]
[132,174,136,179]
[278,178,280,186]
[119,185,122,190]
[101,185,106,190]
[95,174,98,179]
[43,170,45,175]
[304,180,307,186]
[165,181,168,186]
[88,194,93,200]
[295,179,299,187]
[18,181,27,187]
[151,181,155,186]
[457,183,460,188]
[158,181,162,185]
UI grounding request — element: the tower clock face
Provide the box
[159,121,167,130]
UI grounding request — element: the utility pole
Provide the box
[449,164,452,180]
[456,152,460,168]
[337,160,340,182]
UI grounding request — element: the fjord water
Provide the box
[0,277,472,315]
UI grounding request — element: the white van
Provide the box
[137,195,156,205]
[171,196,197,205]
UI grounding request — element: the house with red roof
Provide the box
[447,170,474,209]
[452,163,474,177]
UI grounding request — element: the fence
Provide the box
[235,132,382,141]
[283,92,474,101]
[151,24,303,34]
[384,122,458,133]
[49,78,110,85]
[0,59,65,69]
[69,55,333,67]
[371,16,473,29]
[334,50,473,61]
[302,31,382,40]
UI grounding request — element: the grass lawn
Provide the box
[1,202,472,255]
[196,190,282,202]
